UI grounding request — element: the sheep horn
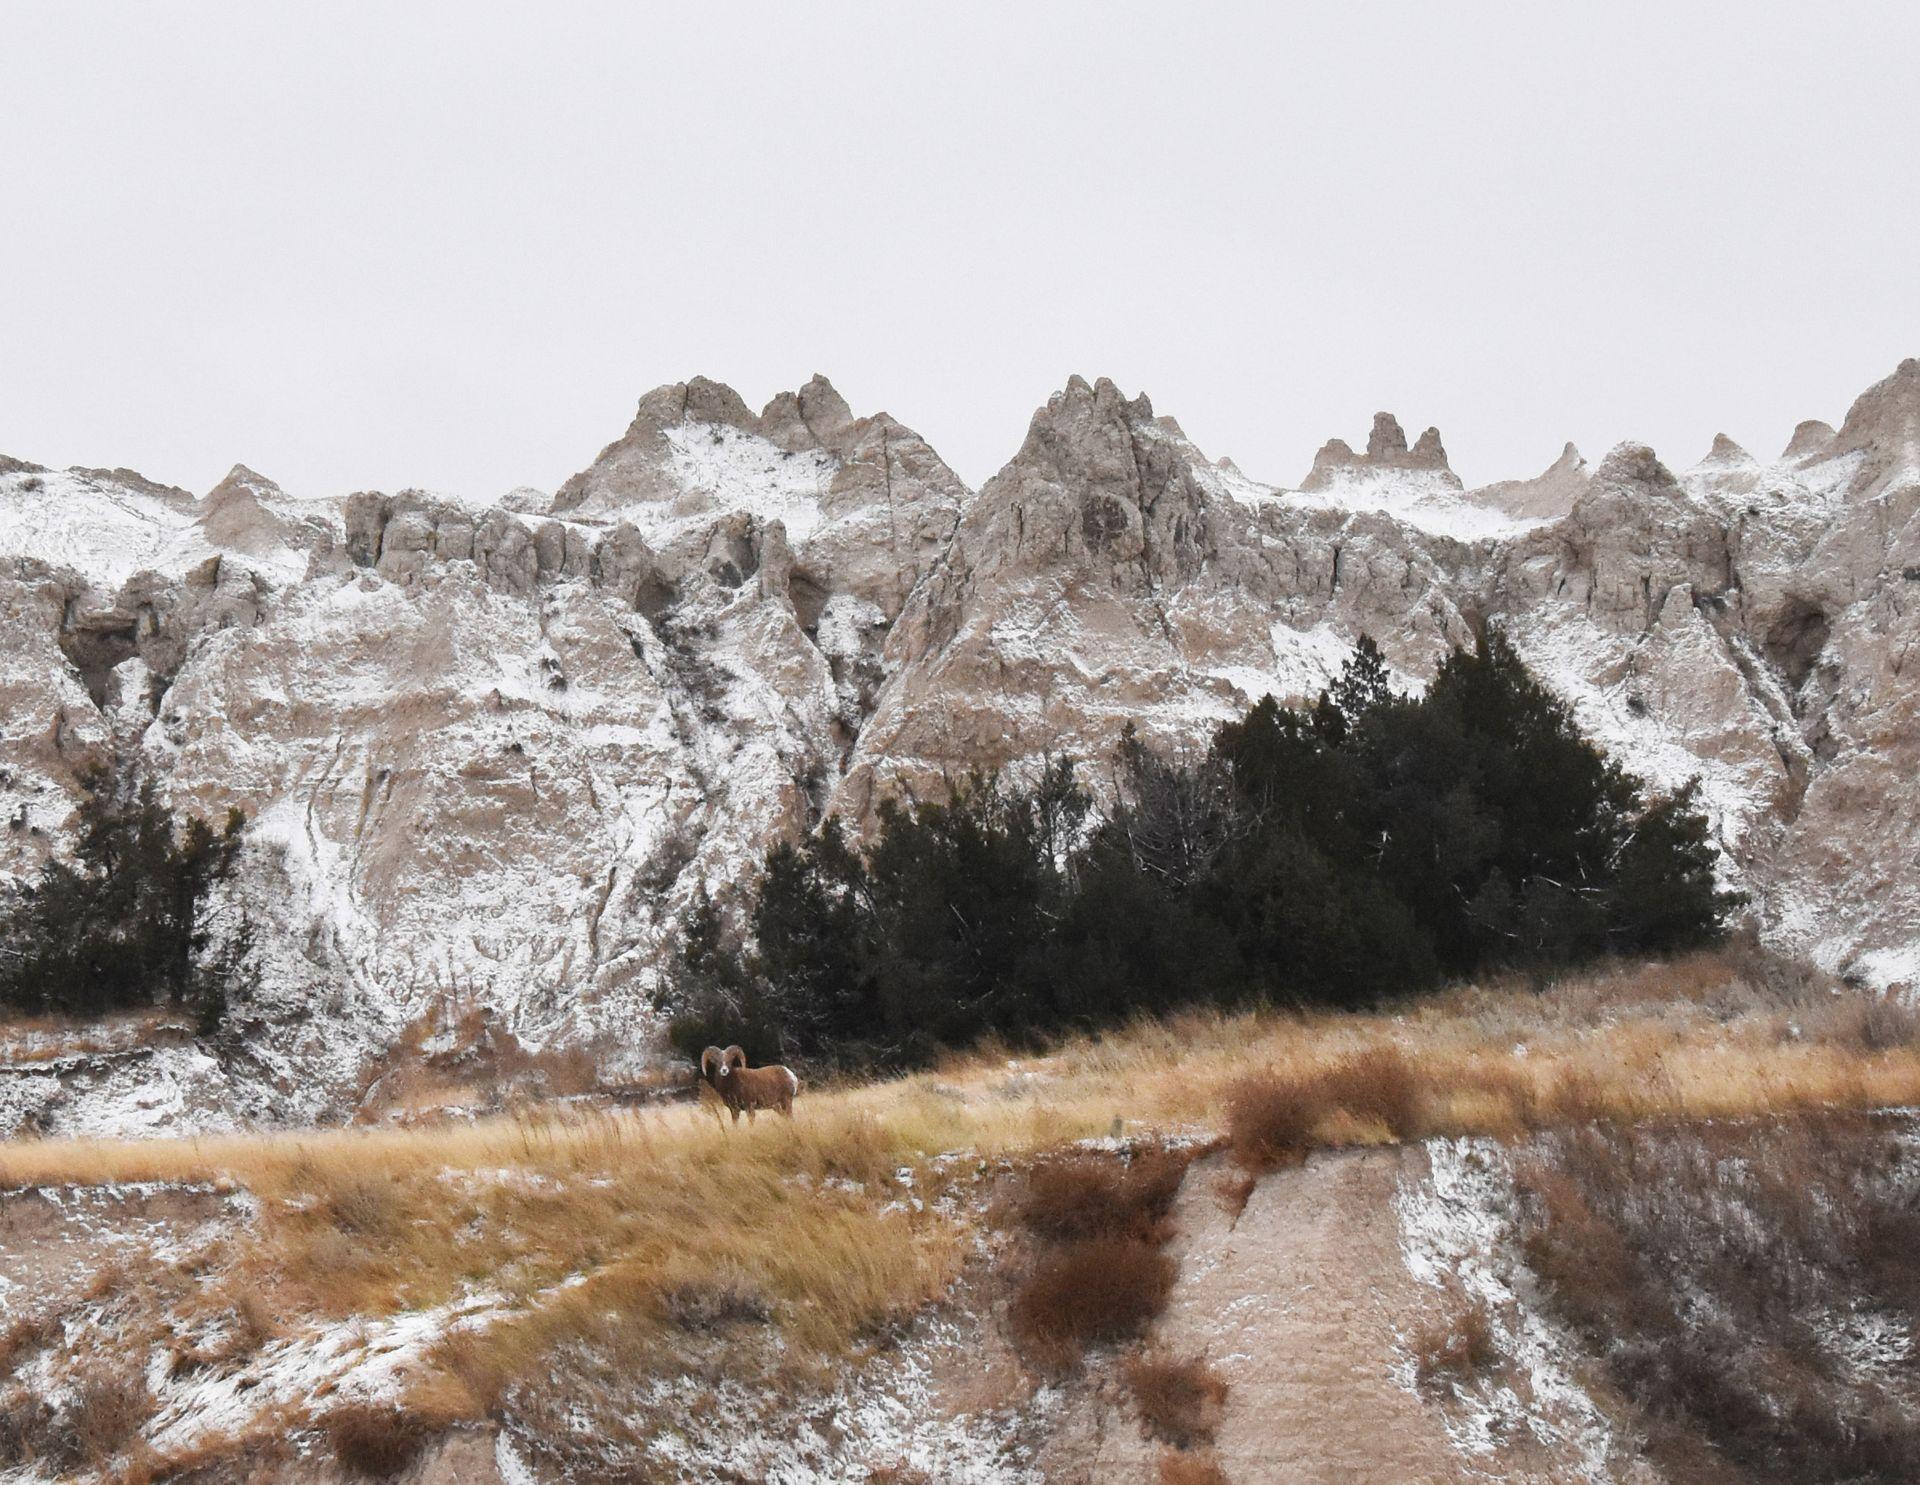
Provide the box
[700,1046,724,1081]
[723,1045,747,1072]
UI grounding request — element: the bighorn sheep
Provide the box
[699,1045,800,1123]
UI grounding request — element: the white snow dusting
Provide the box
[1395,1138,1619,1482]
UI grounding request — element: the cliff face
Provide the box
[4,361,1920,1130]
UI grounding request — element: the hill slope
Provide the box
[5,362,1920,1129]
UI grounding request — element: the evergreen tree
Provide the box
[0,771,248,1022]
[658,632,1740,1074]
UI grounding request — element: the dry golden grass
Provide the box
[1,948,1916,1462]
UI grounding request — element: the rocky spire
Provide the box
[1302,411,1459,490]
[1367,412,1410,462]
[1834,357,1920,458]
[1698,433,1756,467]
[1467,441,1589,523]
[1782,419,1838,461]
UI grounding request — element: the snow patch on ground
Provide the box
[146,1290,509,1455]
[0,1044,239,1139]
[616,1312,1045,1484]
[1395,1138,1619,1482]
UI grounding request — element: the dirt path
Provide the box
[1039,1144,1620,1483]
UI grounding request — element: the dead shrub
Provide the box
[1225,1046,1419,1171]
[1005,1146,1191,1244]
[1009,1236,1176,1370]
[1318,1046,1421,1133]
[324,1402,439,1480]
[169,1293,277,1378]
[1224,1072,1320,1172]
[656,1278,773,1332]
[1515,1112,1920,1484]
[1157,1449,1231,1485]
[60,1374,154,1467]
[0,1386,46,1468]
[1409,1281,1498,1387]
[1124,1349,1228,1447]
[1836,993,1920,1053]
[0,1364,156,1472]
[1214,1169,1258,1223]
[0,1309,62,1376]
[321,1174,404,1239]
[1724,933,1834,1011]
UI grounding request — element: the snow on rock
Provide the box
[8,361,1920,1132]
[0,464,205,588]
[658,423,835,544]
[0,1043,240,1139]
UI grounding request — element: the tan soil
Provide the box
[1034,1145,1632,1484]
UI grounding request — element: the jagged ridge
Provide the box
[5,358,1920,1132]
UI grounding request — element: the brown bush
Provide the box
[1514,1113,1920,1484]
[656,1278,773,1332]
[1157,1449,1231,1485]
[1214,1169,1258,1223]
[0,1364,154,1472]
[324,1402,438,1480]
[1318,1046,1421,1132]
[1006,1147,1192,1244]
[1009,1236,1176,1370]
[1835,992,1920,1053]
[1224,1072,1319,1172]
[322,1175,404,1239]
[1124,1350,1229,1446]
[1226,1046,1420,1172]
[0,1309,61,1377]
[1409,1282,1497,1387]
[1228,1045,1428,1168]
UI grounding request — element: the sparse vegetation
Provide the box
[356,1000,611,1119]
[1124,1349,1229,1447]
[1515,1113,1920,1484]
[1409,1280,1498,1389]
[0,1354,153,1474]
[2,954,1919,1477]
[1000,1145,1195,1371]
[1002,1146,1193,1244]
[1157,1449,1231,1485]
[1009,1234,1177,1371]
[1226,1046,1421,1172]
[324,1401,439,1479]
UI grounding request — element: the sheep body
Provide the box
[699,1045,800,1122]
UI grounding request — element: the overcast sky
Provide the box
[3,2,1917,500]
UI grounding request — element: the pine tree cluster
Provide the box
[666,632,1741,1072]
[0,772,254,1030]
